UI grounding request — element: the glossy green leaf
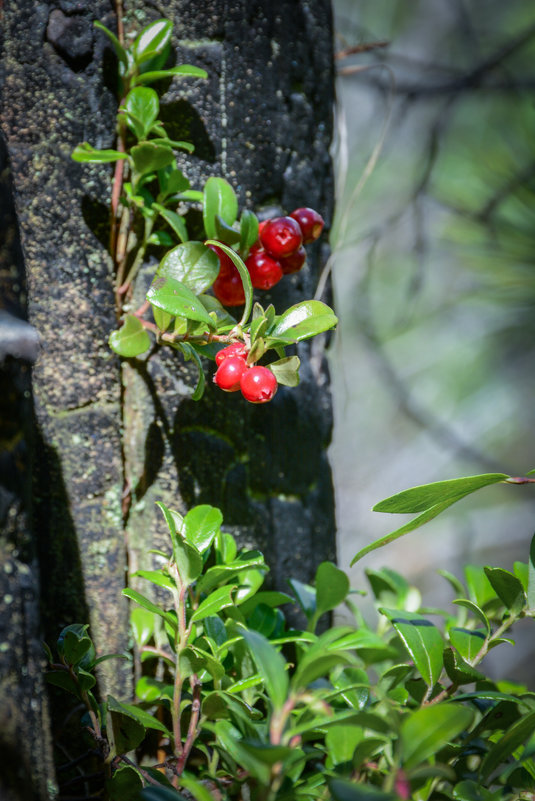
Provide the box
[106,765,143,800]
[149,137,194,152]
[269,300,338,342]
[108,695,171,736]
[452,599,490,636]
[214,215,241,246]
[351,497,460,565]
[180,645,224,680]
[152,305,173,332]
[72,142,129,163]
[183,505,222,552]
[214,720,270,784]
[288,577,316,620]
[107,697,146,754]
[174,536,202,587]
[157,242,219,294]
[158,165,189,198]
[241,628,289,711]
[191,585,236,622]
[109,315,151,358]
[380,608,443,687]
[133,19,172,64]
[179,774,218,801]
[268,355,300,387]
[133,569,175,593]
[153,205,188,243]
[123,87,159,139]
[123,587,177,631]
[46,670,80,698]
[205,240,252,326]
[147,275,215,328]
[453,780,504,801]
[464,565,497,607]
[480,710,535,780]
[60,625,92,666]
[239,209,259,256]
[239,591,294,617]
[449,627,486,662]
[131,142,175,175]
[315,561,350,618]
[400,703,474,769]
[203,177,238,239]
[136,64,208,84]
[484,567,526,613]
[374,473,508,514]
[135,676,169,702]
[443,647,485,684]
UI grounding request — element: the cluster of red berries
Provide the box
[212,207,324,306]
[213,343,278,404]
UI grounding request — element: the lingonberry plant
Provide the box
[72,17,335,405]
[46,470,535,801]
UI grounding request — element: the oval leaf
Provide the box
[133,19,172,64]
[203,177,238,239]
[315,561,350,619]
[380,608,443,687]
[147,275,215,328]
[269,300,338,342]
[191,585,236,623]
[184,505,223,552]
[241,628,289,711]
[132,143,175,175]
[72,142,129,163]
[109,315,151,358]
[158,242,219,294]
[400,703,474,769]
[123,87,159,139]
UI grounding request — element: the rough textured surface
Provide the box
[0,0,335,795]
[122,0,337,598]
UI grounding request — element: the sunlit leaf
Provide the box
[109,315,151,358]
[400,703,474,769]
[380,608,443,687]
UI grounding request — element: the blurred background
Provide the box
[329,0,535,683]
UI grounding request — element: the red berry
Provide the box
[290,207,324,244]
[213,268,245,306]
[245,250,283,290]
[215,343,247,366]
[214,356,249,392]
[240,366,278,404]
[208,243,235,277]
[278,245,306,275]
[260,216,302,258]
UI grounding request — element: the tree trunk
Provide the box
[0,1,336,796]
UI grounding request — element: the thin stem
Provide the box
[116,217,154,297]
[176,677,202,775]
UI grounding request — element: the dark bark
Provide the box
[0,1,336,796]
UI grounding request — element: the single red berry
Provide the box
[278,245,306,275]
[290,207,324,244]
[245,250,283,290]
[240,366,278,404]
[214,356,249,392]
[213,268,245,306]
[260,216,302,258]
[215,343,247,367]
[208,243,235,277]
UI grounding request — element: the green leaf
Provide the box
[109,315,151,358]
[123,87,159,139]
[46,670,80,698]
[157,242,219,294]
[326,725,364,766]
[59,624,92,666]
[351,497,460,565]
[133,569,176,593]
[373,473,509,514]
[453,780,504,801]
[214,720,270,784]
[443,647,485,685]
[269,300,338,343]
[136,64,208,84]
[72,142,129,163]
[268,356,300,387]
[179,774,218,801]
[288,578,316,620]
[106,765,143,800]
[174,537,203,587]
[191,585,236,622]
[152,305,174,332]
[136,676,169,702]
[480,710,535,780]
[107,696,146,754]
[239,209,259,256]
[464,565,497,607]
[153,205,188,243]
[93,21,128,68]
[239,591,294,617]
[203,177,238,239]
[400,703,474,769]
[241,628,289,711]
[155,501,182,557]
[380,608,443,687]
[158,165,189,198]
[205,240,253,327]
[452,599,490,637]
[141,787,189,801]
[214,215,241,246]
[147,275,215,328]
[484,567,526,613]
[133,20,172,65]
[315,561,350,619]
[183,505,222,552]
[528,533,535,612]
[197,552,266,594]
[131,143,175,175]
[148,138,194,153]
[448,627,487,662]
[122,588,177,631]
[108,695,171,736]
